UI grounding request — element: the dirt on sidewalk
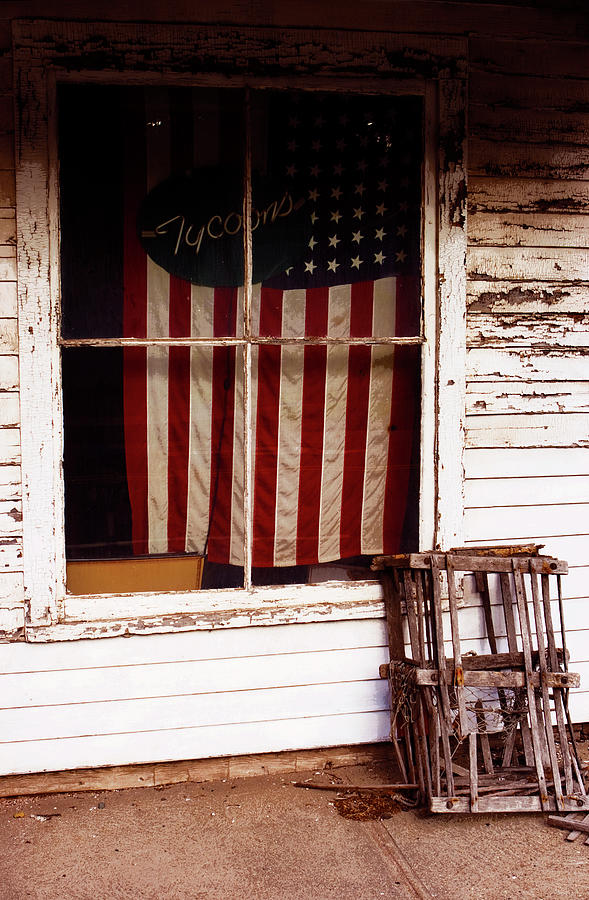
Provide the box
[1,760,588,900]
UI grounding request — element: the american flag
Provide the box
[119,87,423,569]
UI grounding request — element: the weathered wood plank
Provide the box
[0,570,23,606]
[466,413,589,449]
[465,447,589,479]
[0,605,24,641]
[0,355,18,390]
[469,176,589,215]
[433,796,587,814]
[0,426,20,464]
[467,247,588,283]
[468,212,589,249]
[0,537,23,572]
[0,318,18,353]
[470,37,589,80]
[465,475,589,508]
[0,282,16,318]
[467,314,589,349]
[469,138,589,181]
[461,535,587,568]
[471,106,587,146]
[0,393,20,427]
[464,502,589,542]
[470,71,589,114]
[467,348,589,381]
[0,215,15,244]
[0,256,15,281]
[413,668,578,689]
[466,383,589,416]
[468,281,586,314]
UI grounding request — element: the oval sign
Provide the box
[137,167,310,287]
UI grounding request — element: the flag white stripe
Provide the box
[318,284,351,562]
[145,89,171,555]
[361,278,397,553]
[273,290,306,565]
[185,285,215,553]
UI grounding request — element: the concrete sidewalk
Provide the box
[1,761,588,899]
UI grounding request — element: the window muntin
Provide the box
[58,84,423,593]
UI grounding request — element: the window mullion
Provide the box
[242,87,254,590]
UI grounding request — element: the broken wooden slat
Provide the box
[548,816,589,836]
[430,560,455,797]
[512,565,549,809]
[447,557,469,738]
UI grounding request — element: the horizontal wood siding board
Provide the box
[0,710,391,777]
[470,106,588,147]
[469,138,589,180]
[468,176,589,216]
[465,447,589,479]
[469,71,589,113]
[1,618,387,674]
[465,413,589,449]
[467,247,588,283]
[464,503,589,540]
[468,212,589,249]
[567,691,589,723]
[466,382,589,415]
[469,37,589,80]
[466,314,589,349]
[467,281,587,314]
[465,475,589,507]
[0,679,389,743]
[467,348,589,381]
[1,645,390,707]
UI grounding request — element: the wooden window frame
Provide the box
[14,21,467,641]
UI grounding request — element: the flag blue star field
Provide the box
[263,92,422,304]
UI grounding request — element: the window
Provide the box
[14,22,466,638]
[59,85,423,594]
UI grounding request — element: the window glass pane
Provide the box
[250,90,422,339]
[59,85,245,340]
[249,342,421,585]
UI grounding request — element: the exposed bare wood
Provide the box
[468,213,589,249]
[411,668,579,689]
[373,553,566,574]
[467,314,589,349]
[467,247,588,283]
[466,384,589,417]
[467,348,589,382]
[468,281,587,314]
[432,796,589,814]
[468,177,589,216]
[0,742,393,798]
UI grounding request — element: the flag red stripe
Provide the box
[123,90,149,556]
[252,288,283,567]
[339,281,374,559]
[296,287,329,564]
[383,276,420,552]
[167,277,192,553]
[207,288,238,562]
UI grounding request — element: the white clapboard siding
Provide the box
[465,413,589,449]
[0,711,391,776]
[1,645,390,708]
[469,71,589,113]
[0,282,17,318]
[468,281,587,315]
[0,618,390,776]
[466,383,589,416]
[465,447,589,480]
[465,476,589,508]
[0,570,23,605]
[465,503,588,541]
[0,679,389,743]
[567,691,588,723]
[469,36,589,79]
[470,106,588,147]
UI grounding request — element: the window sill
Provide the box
[26,580,385,642]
